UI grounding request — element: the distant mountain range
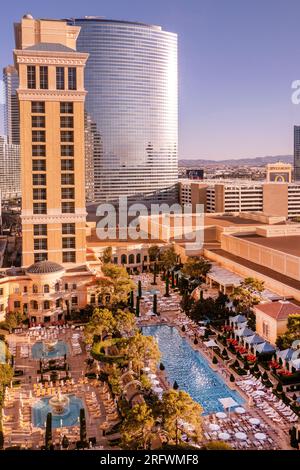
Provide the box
[179,155,293,167]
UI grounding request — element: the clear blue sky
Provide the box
[1,0,300,160]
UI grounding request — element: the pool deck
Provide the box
[135,273,293,450]
[1,327,120,450]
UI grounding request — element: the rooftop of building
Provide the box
[26,261,65,274]
[24,42,75,52]
[233,234,300,257]
[255,301,300,320]
[67,17,163,31]
[207,248,300,292]
[203,214,267,227]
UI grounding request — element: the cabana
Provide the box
[276,348,300,362]
[244,334,265,346]
[255,342,276,354]
[291,358,300,371]
[235,326,255,338]
[229,314,247,326]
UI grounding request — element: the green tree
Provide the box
[114,309,137,338]
[159,390,203,446]
[121,403,155,449]
[126,332,160,375]
[182,257,211,281]
[180,294,195,315]
[148,245,160,262]
[101,246,113,264]
[159,245,177,272]
[0,364,14,404]
[276,314,300,349]
[204,441,232,450]
[5,312,26,333]
[102,264,136,306]
[84,308,116,344]
[231,277,264,316]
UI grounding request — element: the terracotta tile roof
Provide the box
[255,301,300,320]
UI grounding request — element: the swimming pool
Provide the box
[31,340,68,359]
[142,325,244,414]
[32,395,83,428]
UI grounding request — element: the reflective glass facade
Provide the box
[68,19,178,203]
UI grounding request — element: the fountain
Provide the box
[49,391,70,415]
[43,339,58,352]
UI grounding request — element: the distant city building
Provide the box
[294,125,300,181]
[179,177,300,218]
[0,135,20,200]
[266,161,292,183]
[3,65,20,144]
[186,168,204,180]
[68,18,178,204]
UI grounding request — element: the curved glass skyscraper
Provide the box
[68,18,178,204]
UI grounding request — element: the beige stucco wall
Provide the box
[255,308,288,345]
[204,248,300,302]
[221,233,300,281]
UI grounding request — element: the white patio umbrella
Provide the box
[151,379,160,385]
[219,397,239,417]
[249,418,260,425]
[235,407,246,414]
[142,367,151,372]
[215,412,227,419]
[235,432,247,440]
[148,373,157,379]
[218,432,230,441]
[255,432,266,441]
[209,423,220,431]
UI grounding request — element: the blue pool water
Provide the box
[143,325,244,414]
[32,395,83,428]
[31,340,68,359]
[0,340,6,364]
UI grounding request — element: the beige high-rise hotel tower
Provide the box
[14,15,89,267]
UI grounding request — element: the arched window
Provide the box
[44,284,50,293]
[32,284,38,294]
[43,300,50,310]
[136,253,141,264]
[55,282,60,292]
[128,254,135,264]
[31,300,38,310]
[121,254,127,264]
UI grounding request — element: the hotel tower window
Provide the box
[60,102,73,114]
[39,66,48,89]
[61,160,74,171]
[34,224,47,236]
[32,130,46,142]
[63,252,76,263]
[32,116,45,128]
[56,67,65,90]
[61,130,73,142]
[27,66,36,89]
[32,160,46,171]
[68,68,77,90]
[31,102,45,113]
[62,223,75,234]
